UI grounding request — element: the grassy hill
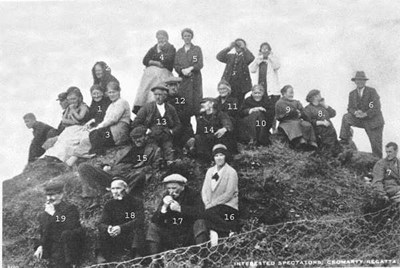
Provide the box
[3,141,400,267]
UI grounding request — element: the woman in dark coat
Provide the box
[304,89,340,155]
[275,85,317,149]
[238,85,274,146]
[174,28,203,116]
[133,30,176,114]
[84,84,112,127]
[216,38,255,106]
[92,61,119,93]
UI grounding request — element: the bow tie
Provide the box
[212,173,219,181]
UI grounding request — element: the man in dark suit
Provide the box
[216,38,255,106]
[33,182,83,268]
[339,71,385,158]
[131,85,182,165]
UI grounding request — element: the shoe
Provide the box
[96,254,107,264]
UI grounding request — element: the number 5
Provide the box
[369,101,374,108]
[193,55,198,62]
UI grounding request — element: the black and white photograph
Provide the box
[2,0,400,267]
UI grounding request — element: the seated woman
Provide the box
[67,81,131,166]
[304,89,340,155]
[92,61,119,93]
[83,84,112,127]
[238,84,275,146]
[132,30,175,114]
[275,85,317,149]
[201,144,239,247]
[45,87,89,162]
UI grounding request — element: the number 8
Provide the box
[369,101,374,108]
[318,111,323,117]
[285,107,291,113]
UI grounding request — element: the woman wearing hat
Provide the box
[201,144,239,246]
[304,90,340,155]
[174,28,204,116]
[275,85,317,149]
[238,84,275,146]
[133,30,176,114]
[92,61,119,94]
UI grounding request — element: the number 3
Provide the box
[285,107,291,113]
[369,101,374,108]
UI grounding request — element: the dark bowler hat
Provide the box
[44,181,64,195]
[56,92,67,101]
[130,125,147,138]
[163,76,182,85]
[351,71,369,81]
[151,84,169,92]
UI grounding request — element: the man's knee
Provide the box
[193,219,208,237]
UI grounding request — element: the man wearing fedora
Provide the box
[146,174,208,254]
[131,84,182,165]
[33,182,84,268]
[339,71,385,158]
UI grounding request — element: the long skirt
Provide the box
[45,125,89,162]
[178,72,203,116]
[278,119,317,143]
[133,66,172,108]
[201,205,239,237]
[238,111,274,145]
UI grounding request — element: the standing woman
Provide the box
[133,30,176,114]
[275,85,317,149]
[201,144,239,247]
[174,28,204,116]
[92,61,119,93]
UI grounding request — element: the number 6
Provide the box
[369,101,374,108]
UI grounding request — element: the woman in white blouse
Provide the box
[201,144,239,246]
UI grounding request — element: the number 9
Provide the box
[369,101,374,108]
[285,107,291,113]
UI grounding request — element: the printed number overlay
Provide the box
[285,107,291,113]
[193,55,198,62]
[172,217,183,225]
[228,103,238,110]
[137,155,148,162]
[97,106,102,113]
[224,214,235,221]
[204,126,215,134]
[369,101,374,108]
[160,54,164,61]
[105,131,111,139]
[318,110,323,117]
[256,120,267,127]
[387,169,392,176]
[175,98,186,105]
[125,212,136,219]
[56,215,66,222]
[156,118,167,126]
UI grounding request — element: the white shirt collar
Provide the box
[156,103,166,117]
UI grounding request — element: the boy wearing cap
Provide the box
[96,179,145,262]
[23,113,58,163]
[33,182,83,268]
[339,71,385,158]
[146,174,208,254]
[78,126,161,206]
[131,85,181,164]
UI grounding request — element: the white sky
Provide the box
[1,0,400,181]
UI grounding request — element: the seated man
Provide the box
[372,142,400,203]
[97,179,145,263]
[164,76,194,150]
[131,85,181,165]
[33,182,83,268]
[146,174,208,254]
[78,126,161,207]
[188,98,235,162]
[24,113,58,163]
[56,92,70,134]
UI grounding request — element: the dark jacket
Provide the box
[143,43,176,72]
[36,201,82,258]
[84,97,112,126]
[29,121,57,162]
[215,95,240,121]
[131,102,182,136]
[216,47,255,94]
[373,157,400,197]
[303,104,336,126]
[239,95,275,118]
[347,86,384,129]
[95,73,119,93]
[275,97,305,122]
[152,186,204,230]
[196,110,234,135]
[99,194,145,235]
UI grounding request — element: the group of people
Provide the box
[26,28,398,267]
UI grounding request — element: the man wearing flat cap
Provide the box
[164,76,195,150]
[56,92,69,134]
[146,174,208,254]
[78,125,162,207]
[339,71,385,158]
[96,179,145,263]
[33,182,83,268]
[188,97,235,162]
[131,85,181,165]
